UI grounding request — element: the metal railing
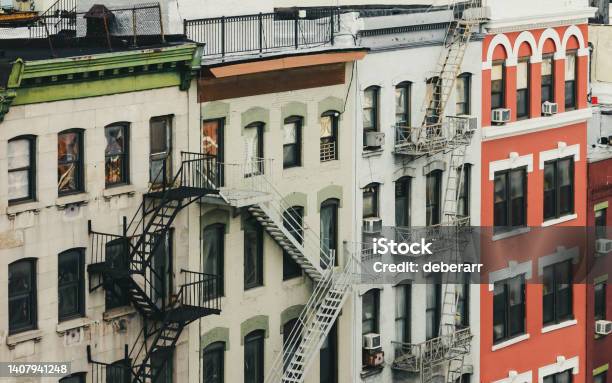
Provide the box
[320,141,336,162]
[179,269,222,310]
[87,346,131,383]
[184,8,339,57]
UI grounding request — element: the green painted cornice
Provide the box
[0,60,23,121]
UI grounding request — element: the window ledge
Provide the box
[6,201,43,216]
[56,193,89,208]
[103,306,136,321]
[56,317,94,334]
[103,184,136,199]
[492,333,530,351]
[362,148,384,158]
[541,214,578,227]
[6,329,43,348]
[360,364,385,379]
[492,227,531,241]
[541,319,577,333]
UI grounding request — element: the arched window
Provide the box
[244,122,265,175]
[320,198,339,267]
[491,62,506,111]
[203,342,225,383]
[456,73,471,116]
[283,206,303,280]
[244,330,265,383]
[395,82,411,126]
[104,122,129,186]
[320,110,339,162]
[541,55,554,105]
[362,183,379,219]
[395,177,411,227]
[58,128,84,195]
[565,51,577,110]
[9,258,37,334]
[8,135,36,203]
[202,224,225,296]
[283,116,302,168]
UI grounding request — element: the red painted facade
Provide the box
[480,23,590,383]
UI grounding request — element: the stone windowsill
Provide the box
[103,306,137,322]
[541,214,578,227]
[6,329,43,347]
[55,193,89,208]
[491,333,530,351]
[492,227,531,241]
[56,317,94,334]
[6,201,43,216]
[360,364,385,379]
[362,147,384,158]
[103,184,136,199]
[541,319,577,334]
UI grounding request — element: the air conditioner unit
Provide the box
[455,115,478,135]
[364,349,385,367]
[595,320,612,336]
[491,108,511,124]
[363,333,381,350]
[542,101,558,116]
[365,131,385,148]
[363,217,382,234]
[596,239,612,254]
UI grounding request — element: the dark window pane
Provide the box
[202,225,224,297]
[594,283,606,320]
[426,171,442,226]
[9,260,36,333]
[363,184,378,218]
[283,207,303,279]
[395,178,411,227]
[362,289,379,335]
[244,218,263,289]
[244,331,264,383]
[203,342,224,383]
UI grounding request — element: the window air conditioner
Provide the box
[456,115,478,135]
[365,131,385,148]
[363,333,381,350]
[363,217,382,234]
[596,239,612,254]
[542,101,558,116]
[491,108,511,124]
[595,320,612,336]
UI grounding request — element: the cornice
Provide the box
[484,8,596,34]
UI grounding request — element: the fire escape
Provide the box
[86,153,222,383]
[391,1,485,383]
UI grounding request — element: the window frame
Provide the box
[320,111,339,162]
[244,330,265,383]
[457,164,471,218]
[283,206,304,280]
[541,55,555,105]
[395,176,411,228]
[8,258,37,334]
[362,183,379,219]
[57,128,85,196]
[456,73,471,116]
[104,122,130,187]
[203,341,225,383]
[394,283,411,343]
[395,81,411,126]
[362,288,380,335]
[58,248,86,322]
[105,237,130,310]
[565,51,577,111]
[321,198,339,268]
[594,282,606,321]
[543,156,575,221]
[493,167,527,232]
[516,59,530,120]
[283,116,302,168]
[543,369,573,383]
[542,260,573,325]
[244,217,264,290]
[426,276,441,340]
[149,115,173,185]
[202,223,225,297]
[491,61,505,111]
[8,135,36,204]
[595,208,607,239]
[426,170,443,226]
[493,274,526,343]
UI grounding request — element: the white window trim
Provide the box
[538,142,580,170]
[538,356,579,383]
[488,260,532,291]
[491,333,531,351]
[489,153,533,181]
[541,319,577,334]
[492,370,533,383]
[537,246,580,276]
[541,214,578,227]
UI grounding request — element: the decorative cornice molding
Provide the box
[485,16,591,34]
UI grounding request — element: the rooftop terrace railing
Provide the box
[184,8,339,57]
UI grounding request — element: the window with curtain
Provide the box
[516,60,529,119]
[58,249,85,321]
[565,53,577,110]
[544,157,574,221]
[426,170,442,226]
[394,283,411,343]
[244,330,264,383]
[426,276,441,339]
[244,122,264,175]
[149,116,172,185]
[541,56,554,104]
[395,82,411,125]
[320,111,339,162]
[283,116,302,168]
[362,183,379,219]
[9,259,37,334]
[363,86,380,148]
[362,289,379,335]
[493,274,525,343]
[543,370,572,383]
[8,136,36,203]
[283,206,303,279]
[494,168,526,231]
[457,165,471,218]
[491,63,504,110]
[58,129,84,195]
[395,177,411,227]
[104,123,129,186]
[202,224,224,297]
[244,217,263,289]
[203,342,225,383]
[320,199,339,268]
[543,260,573,325]
[456,74,471,116]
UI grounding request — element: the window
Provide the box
[202,118,225,164]
[594,282,606,320]
[493,275,525,343]
[320,111,339,162]
[395,283,411,343]
[595,208,607,239]
[426,170,442,226]
[203,342,225,383]
[395,177,411,227]
[107,359,130,383]
[395,82,411,125]
[244,330,264,383]
[543,260,573,325]
[517,60,530,119]
[456,73,471,116]
[245,122,264,175]
[283,206,303,280]
[150,116,172,185]
[494,168,526,230]
[283,319,302,372]
[105,238,129,310]
[456,275,470,327]
[455,374,471,383]
[8,259,37,334]
[58,129,84,195]
[544,157,574,220]
[491,63,505,110]
[362,183,379,219]
[151,348,172,383]
[321,199,339,268]
[60,373,86,383]
[244,217,263,289]
[457,165,471,218]
[542,56,554,104]
[320,322,337,383]
[202,224,224,297]
[104,123,129,186]
[594,372,606,383]
[362,289,379,335]
[8,136,36,203]
[58,249,85,321]
[565,53,577,110]
[283,116,302,168]
[363,86,380,147]
[426,276,441,340]
[543,370,572,383]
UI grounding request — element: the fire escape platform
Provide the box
[218,188,272,208]
[166,305,221,324]
[145,186,219,201]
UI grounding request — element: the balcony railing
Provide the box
[184,8,339,57]
[320,141,337,162]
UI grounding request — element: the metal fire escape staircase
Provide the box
[87,153,222,383]
[392,1,485,383]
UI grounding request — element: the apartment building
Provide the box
[479,1,594,383]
